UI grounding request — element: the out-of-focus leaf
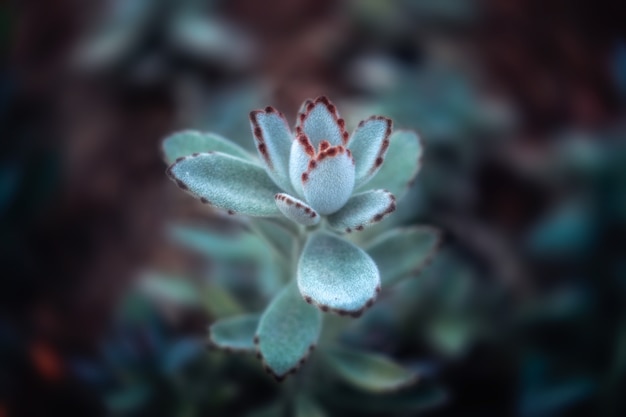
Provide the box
[208,314,260,353]
[256,284,321,380]
[425,315,475,357]
[163,339,203,374]
[137,273,200,307]
[105,384,152,412]
[324,346,417,392]
[201,283,245,318]
[295,396,327,417]
[366,226,441,288]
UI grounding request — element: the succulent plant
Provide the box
[162,96,438,383]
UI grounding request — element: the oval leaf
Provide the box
[359,130,423,200]
[328,190,396,233]
[275,193,320,226]
[162,130,253,164]
[348,116,393,188]
[255,284,322,380]
[208,314,260,352]
[325,346,418,392]
[296,96,346,147]
[366,226,441,288]
[298,232,380,317]
[167,152,281,217]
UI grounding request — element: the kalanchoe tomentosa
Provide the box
[165,96,426,379]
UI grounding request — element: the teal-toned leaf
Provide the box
[295,396,327,417]
[302,146,355,215]
[297,96,345,147]
[348,116,392,188]
[250,107,295,193]
[366,226,441,288]
[326,383,446,414]
[328,190,396,233]
[289,133,315,197]
[360,130,423,200]
[162,130,253,164]
[137,273,200,307]
[167,153,281,217]
[256,284,322,380]
[208,314,260,352]
[275,193,320,226]
[324,346,417,392]
[298,232,380,317]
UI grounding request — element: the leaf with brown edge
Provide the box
[207,314,260,353]
[289,132,315,197]
[255,283,321,381]
[298,232,380,317]
[347,116,393,188]
[166,152,282,217]
[274,193,320,226]
[327,190,396,233]
[162,130,253,164]
[296,96,346,147]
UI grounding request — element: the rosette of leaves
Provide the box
[162,96,441,389]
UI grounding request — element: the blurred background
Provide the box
[1,0,626,416]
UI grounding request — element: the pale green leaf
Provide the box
[256,283,322,380]
[208,314,260,352]
[327,190,396,233]
[167,153,281,217]
[348,116,392,188]
[162,130,253,164]
[298,232,380,317]
[302,147,355,215]
[275,193,320,226]
[324,346,417,392]
[366,226,441,288]
[360,130,423,200]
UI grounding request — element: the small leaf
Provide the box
[324,346,417,392]
[167,153,281,217]
[360,130,423,200]
[328,190,396,233]
[256,283,322,380]
[275,193,320,226]
[366,226,441,288]
[302,146,355,215]
[250,107,295,193]
[298,232,380,317]
[162,130,253,164]
[297,96,346,147]
[208,314,260,353]
[348,116,393,188]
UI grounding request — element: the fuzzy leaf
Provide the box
[297,96,346,147]
[162,130,252,164]
[328,190,396,233]
[325,346,417,392]
[255,284,322,380]
[360,130,423,200]
[366,226,441,288]
[348,116,393,188]
[167,153,281,217]
[275,193,320,226]
[250,108,295,192]
[298,232,380,316]
[289,133,315,197]
[208,314,260,352]
[302,146,355,215]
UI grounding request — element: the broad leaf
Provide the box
[250,108,295,193]
[328,190,396,233]
[162,130,252,164]
[360,130,423,200]
[366,226,441,288]
[324,346,417,392]
[275,193,320,226]
[302,146,355,215]
[167,152,281,217]
[348,116,393,188]
[298,232,380,316]
[208,314,260,353]
[255,284,322,380]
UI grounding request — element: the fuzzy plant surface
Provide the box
[163,96,437,382]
